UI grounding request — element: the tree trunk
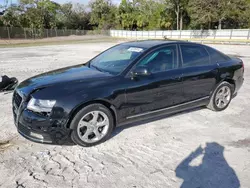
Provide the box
[176,5,179,30]
[180,11,183,31]
[218,19,222,30]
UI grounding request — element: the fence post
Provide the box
[230,29,233,40]
[179,30,182,39]
[7,27,10,40]
[170,30,172,38]
[214,30,216,39]
[247,29,250,40]
[55,28,58,37]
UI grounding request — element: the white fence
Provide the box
[110,29,250,41]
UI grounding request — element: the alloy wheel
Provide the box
[215,86,231,109]
[77,111,110,143]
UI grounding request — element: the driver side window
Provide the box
[135,45,178,73]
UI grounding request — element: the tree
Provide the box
[188,0,219,29]
[18,0,60,29]
[118,0,174,30]
[188,0,250,29]
[1,0,250,31]
[220,0,250,29]
[56,3,92,29]
[89,0,118,29]
[165,0,189,30]
[118,0,132,29]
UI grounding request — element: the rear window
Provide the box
[206,47,229,63]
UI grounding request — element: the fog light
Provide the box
[30,132,44,140]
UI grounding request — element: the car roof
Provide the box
[121,40,192,49]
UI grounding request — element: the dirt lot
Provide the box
[0,42,250,188]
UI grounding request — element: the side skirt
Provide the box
[119,97,209,126]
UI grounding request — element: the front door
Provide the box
[122,45,184,119]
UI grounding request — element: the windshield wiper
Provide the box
[91,65,104,72]
[91,64,113,74]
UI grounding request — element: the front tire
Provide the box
[70,104,114,147]
[207,81,233,111]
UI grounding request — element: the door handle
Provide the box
[211,69,219,74]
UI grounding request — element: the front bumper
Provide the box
[13,92,71,144]
[18,121,53,144]
[16,110,71,144]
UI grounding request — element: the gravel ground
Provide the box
[0,42,250,188]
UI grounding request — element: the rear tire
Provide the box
[207,82,233,111]
[70,104,114,147]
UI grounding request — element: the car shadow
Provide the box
[175,142,240,188]
[111,106,204,139]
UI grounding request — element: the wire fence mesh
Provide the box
[0,27,110,39]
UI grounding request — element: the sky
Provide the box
[0,0,121,6]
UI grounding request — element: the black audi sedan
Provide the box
[13,40,244,147]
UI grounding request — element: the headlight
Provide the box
[27,98,56,113]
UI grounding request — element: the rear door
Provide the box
[179,44,218,102]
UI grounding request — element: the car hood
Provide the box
[17,64,112,96]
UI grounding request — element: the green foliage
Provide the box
[188,0,250,29]
[0,0,250,30]
[89,0,118,29]
[0,0,92,30]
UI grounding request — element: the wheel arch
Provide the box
[207,80,234,111]
[209,78,235,101]
[66,99,117,129]
[223,78,235,91]
[217,78,235,92]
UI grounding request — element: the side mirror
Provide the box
[131,67,151,78]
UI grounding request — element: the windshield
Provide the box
[89,45,145,75]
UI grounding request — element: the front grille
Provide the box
[13,91,22,108]
[13,112,17,122]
